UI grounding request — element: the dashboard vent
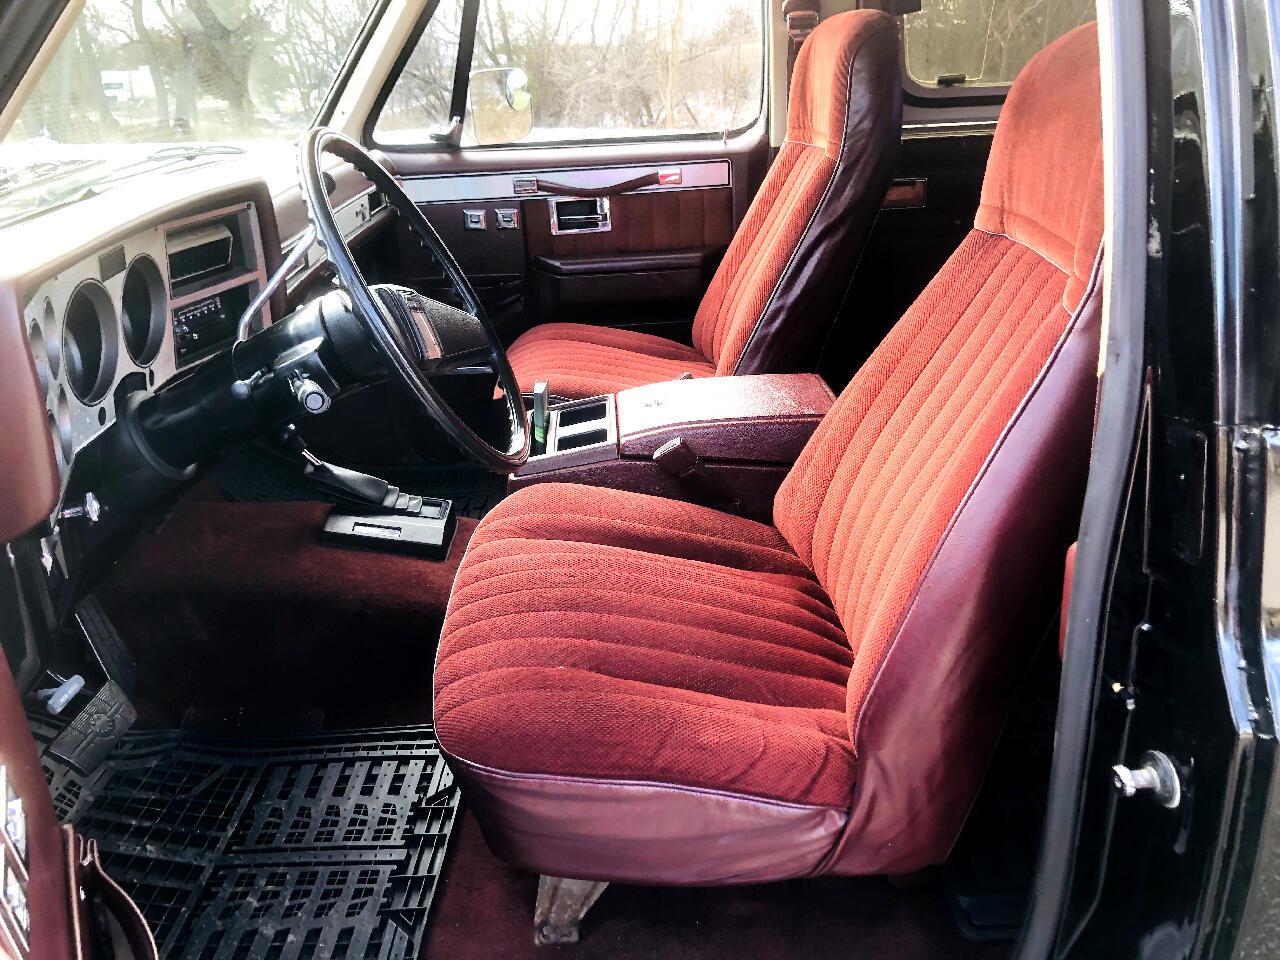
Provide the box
[167,224,233,287]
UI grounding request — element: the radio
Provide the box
[173,294,234,365]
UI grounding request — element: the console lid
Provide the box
[616,374,835,462]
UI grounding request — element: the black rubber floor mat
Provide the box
[32,719,458,960]
[216,441,507,519]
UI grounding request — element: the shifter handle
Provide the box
[532,381,550,446]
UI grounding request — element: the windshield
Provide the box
[0,0,374,226]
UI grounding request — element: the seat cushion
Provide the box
[434,483,856,883]
[506,322,714,398]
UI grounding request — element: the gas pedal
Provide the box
[74,597,136,696]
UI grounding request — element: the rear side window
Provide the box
[903,0,1095,91]
[374,0,765,148]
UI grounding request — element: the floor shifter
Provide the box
[278,425,457,558]
[278,425,442,517]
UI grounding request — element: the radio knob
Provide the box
[291,377,331,415]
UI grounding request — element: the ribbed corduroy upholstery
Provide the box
[435,483,856,807]
[773,20,1103,734]
[773,232,1074,730]
[503,323,714,399]
[505,10,901,398]
[434,23,1103,884]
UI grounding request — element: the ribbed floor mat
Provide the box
[33,720,458,960]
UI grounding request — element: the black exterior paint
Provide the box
[1025,2,1280,957]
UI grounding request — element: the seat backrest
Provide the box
[690,10,901,378]
[774,23,1104,874]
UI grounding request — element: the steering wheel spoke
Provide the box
[299,128,529,472]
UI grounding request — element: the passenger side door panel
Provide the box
[380,132,769,346]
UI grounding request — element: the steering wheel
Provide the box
[299,127,529,472]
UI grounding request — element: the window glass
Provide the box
[4,0,373,146]
[375,0,765,148]
[0,0,373,228]
[903,0,1095,89]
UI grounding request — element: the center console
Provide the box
[512,374,835,522]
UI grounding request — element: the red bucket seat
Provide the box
[434,23,1104,884]
[505,9,902,399]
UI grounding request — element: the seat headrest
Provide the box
[975,23,1103,310]
[787,9,898,161]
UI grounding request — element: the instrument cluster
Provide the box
[22,202,270,492]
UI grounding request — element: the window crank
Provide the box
[1111,749,1181,808]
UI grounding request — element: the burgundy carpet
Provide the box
[100,496,472,729]
[425,812,1009,960]
[101,491,1012,959]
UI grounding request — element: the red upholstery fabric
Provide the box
[773,22,1101,734]
[505,322,713,398]
[505,10,900,398]
[435,482,856,808]
[693,10,896,373]
[974,22,1104,311]
[435,23,1103,882]
[774,231,1075,729]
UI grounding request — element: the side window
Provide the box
[374,0,464,144]
[903,0,1095,94]
[373,0,765,148]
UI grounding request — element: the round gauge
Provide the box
[63,280,118,404]
[53,388,74,462]
[121,254,165,365]
[27,319,50,395]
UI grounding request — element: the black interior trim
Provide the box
[448,0,480,125]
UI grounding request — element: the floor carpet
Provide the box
[424,813,1010,960]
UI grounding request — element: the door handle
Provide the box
[515,170,664,198]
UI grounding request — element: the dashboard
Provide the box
[3,161,388,537]
[22,201,272,487]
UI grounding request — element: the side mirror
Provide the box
[467,67,533,146]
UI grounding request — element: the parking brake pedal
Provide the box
[46,681,136,776]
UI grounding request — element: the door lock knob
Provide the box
[1111,750,1181,808]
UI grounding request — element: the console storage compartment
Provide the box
[511,374,835,521]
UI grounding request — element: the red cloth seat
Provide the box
[436,483,855,810]
[505,10,902,398]
[435,23,1105,885]
[503,323,714,399]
